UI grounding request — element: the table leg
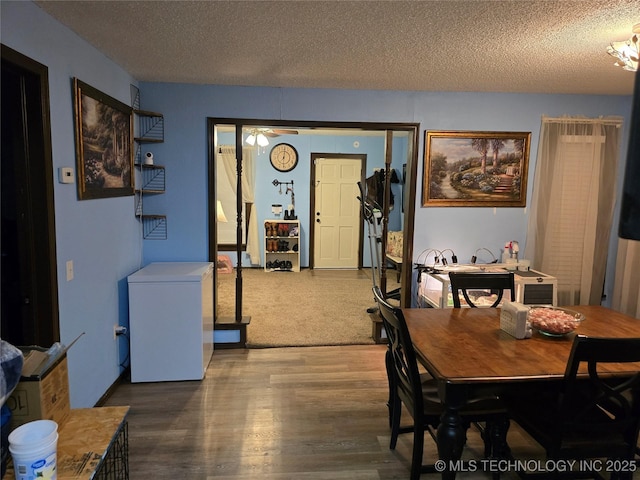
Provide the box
[436,405,465,480]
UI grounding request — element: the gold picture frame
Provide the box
[422,130,531,207]
[73,78,134,200]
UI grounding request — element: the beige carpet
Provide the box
[217,268,400,348]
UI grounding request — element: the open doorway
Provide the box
[1,45,59,347]
[207,119,419,332]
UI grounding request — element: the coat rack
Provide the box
[273,179,297,219]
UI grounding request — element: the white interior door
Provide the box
[313,157,362,269]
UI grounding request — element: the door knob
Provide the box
[316,218,320,223]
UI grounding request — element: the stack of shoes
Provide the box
[277,223,289,236]
[265,259,294,271]
[266,222,281,237]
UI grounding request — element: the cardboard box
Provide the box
[6,352,70,430]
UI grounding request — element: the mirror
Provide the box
[208,119,419,325]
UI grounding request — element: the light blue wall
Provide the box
[141,82,632,305]
[2,1,633,406]
[1,1,141,408]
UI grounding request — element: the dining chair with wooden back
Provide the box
[447,271,517,464]
[448,271,515,308]
[506,335,640,480]
[372,286,508,480]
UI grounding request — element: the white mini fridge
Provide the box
[127,262,214,382]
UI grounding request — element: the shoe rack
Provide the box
[264,220,300,272]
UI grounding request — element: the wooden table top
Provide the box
[403,305,640,384]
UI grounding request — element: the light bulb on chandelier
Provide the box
[256,133,269,147]
[245,129,270,147]
[606,23,640,72]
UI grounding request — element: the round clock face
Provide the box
[270,143,298,172]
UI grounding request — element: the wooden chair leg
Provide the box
[490,417,510,461]
[476,421,491,459]
[390,392,402,449]
[481,418,510,480]
[411,423,425,480]
[385,349,395,429]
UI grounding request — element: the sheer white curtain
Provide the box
[218,146,260,265]
[524,116,623,306]
[612,239,640,318]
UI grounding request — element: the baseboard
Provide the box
[215,315,250,349]
[95,367,130,406]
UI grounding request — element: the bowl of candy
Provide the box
[527,306,585,337]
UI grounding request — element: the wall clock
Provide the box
[269,143,298,172]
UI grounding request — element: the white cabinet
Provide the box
[127,262,213,382]
[264,219,300,272]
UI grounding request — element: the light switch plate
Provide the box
[66,260,74,281]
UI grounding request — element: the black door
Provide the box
[1,45,59,347]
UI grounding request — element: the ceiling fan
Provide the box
[245,127,298,147]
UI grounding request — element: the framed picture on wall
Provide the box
[422,130,531,207]
[73,78,134,200]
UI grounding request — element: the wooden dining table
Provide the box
[402,305,640,480]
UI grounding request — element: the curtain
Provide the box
[612,238,640,318]
[219,146,260,265]
[524,116,623,306]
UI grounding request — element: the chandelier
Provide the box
[245,129,269,147]
[606,24,640,72]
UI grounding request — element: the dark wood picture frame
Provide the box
[73,78,133,200]
[423,130,531,207]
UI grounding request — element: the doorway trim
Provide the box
[1,44,59,345]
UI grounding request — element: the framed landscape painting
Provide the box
[422,130,531,207]
[73,78,134,200]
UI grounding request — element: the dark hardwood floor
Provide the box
[102,345,554,479]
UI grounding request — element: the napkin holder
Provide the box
[500,302,532,339]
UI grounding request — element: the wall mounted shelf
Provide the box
[131,86,167,239]
[139,215,167,240]
[133,110,164,165]
[135,164,165,193]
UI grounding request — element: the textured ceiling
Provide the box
[34,0,639,95]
